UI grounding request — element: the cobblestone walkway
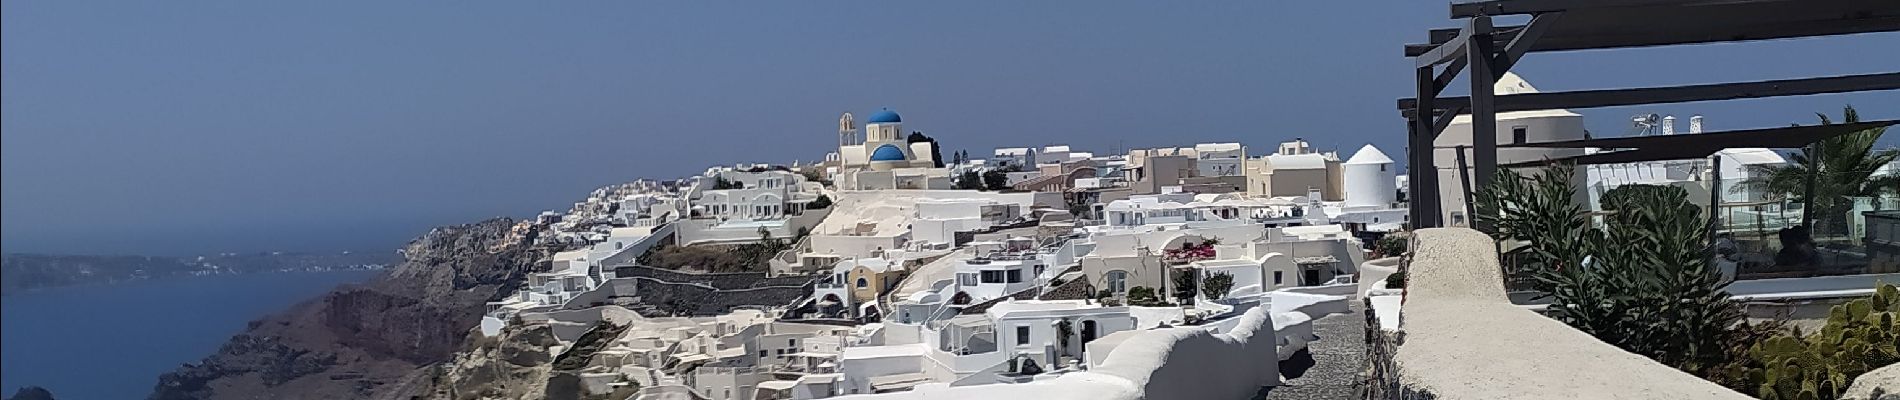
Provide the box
[1257,303,1365,400]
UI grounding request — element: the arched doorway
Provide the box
[862,305,882,323]
[819,294,845,318]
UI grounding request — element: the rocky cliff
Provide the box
[148,218,545,400]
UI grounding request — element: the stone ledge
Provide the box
[1381,228,1751,400]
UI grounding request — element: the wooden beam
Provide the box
[1451,0,1723,18]
[1414,34,1470,68]
[1432,106,1468,138]
[1433,57,1467,95]
[1415,0,1900,55]
[1398,72,1900,111]
[1492,13,1561,75]
[1466,16,1499,202]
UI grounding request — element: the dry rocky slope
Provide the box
[148,218,546,400]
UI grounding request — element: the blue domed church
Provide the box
[828,108,950,190]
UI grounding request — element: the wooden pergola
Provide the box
[1399,0,1900,228]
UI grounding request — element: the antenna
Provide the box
[1631,113,1663,136]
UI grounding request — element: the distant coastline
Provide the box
[0,252,397,296]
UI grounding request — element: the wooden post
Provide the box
[1466,16,1498,229]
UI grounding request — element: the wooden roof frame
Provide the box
[1396,0,1900,228]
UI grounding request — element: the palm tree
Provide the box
[1741,106,1898,235]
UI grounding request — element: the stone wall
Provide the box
[562,266,814,317]
[624,278,811,316]
[611,265,813,290]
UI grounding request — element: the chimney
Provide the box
[1690,115,1704,134]
[1662,115,1677,135]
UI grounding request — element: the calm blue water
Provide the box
[1,271,380,400]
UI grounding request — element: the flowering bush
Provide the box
[1164,242,1216,261]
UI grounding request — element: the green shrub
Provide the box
[1374,233,1410,258]
[1202,271,1235,300]
[1126,286,1170,307]
[1384,272,1405,289]
[1746,283,1900,400]
[1476,166,1750,385]
[1172,270,1199,304]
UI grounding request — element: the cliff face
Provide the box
[149,218,541,400]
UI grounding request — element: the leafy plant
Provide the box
[955,171,984,190]
[1202,271,1235,300]
[1735,106,1898,235]
[1476,165,1754,385]
[1746,283,1900,400]
[1474,166,1598,294]
[807,194,832,210]
[1126,286,1169,307]
[982,167,1014,191]
[1055,318,1075,357]
[1171,270,1199,304]
[1374,233,1410,258]
[1384,271,1405,289]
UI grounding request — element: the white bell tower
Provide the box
[838,112,859,147]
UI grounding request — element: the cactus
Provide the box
[1749,282,1900,400]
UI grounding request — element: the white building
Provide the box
[1342,144,1397,209]
[693,168,823,221]
[1263,139,1344,200]
[830,109,955,191]
[1434,72,1587,226]
[1194,143,1246,177]
[993,148,1032,168]
[911,199,1026,247]
[837,299,1136,395]
[1037,145,1072,166]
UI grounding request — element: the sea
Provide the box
[1,270,381,400]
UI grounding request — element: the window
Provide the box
[980,270,1005,284]
[789,339,798,347]
[958,273,977,286]
[1106,270,1128,294]
[856,277,868,288]
[1273,271,1284,285]
[1512,126,1528,144]
[1016,326,1031,345]
[759,350,768,358]
[1005,269,1022,283]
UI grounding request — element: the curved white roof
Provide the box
[1345,144,1394,165]
[1449,72,1581,123]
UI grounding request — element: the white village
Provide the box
[466,72,1900,400]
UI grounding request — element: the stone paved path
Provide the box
[1257,303,1365,400]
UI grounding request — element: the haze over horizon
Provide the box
[4,1,1896,256]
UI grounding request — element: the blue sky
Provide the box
[3,1,1895,255]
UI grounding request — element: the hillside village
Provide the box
[435,67,1900,399]
[449,106,1408,400]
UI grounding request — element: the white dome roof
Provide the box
[1345,144,1394,165]
[1449,72,1581,123]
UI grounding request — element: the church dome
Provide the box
[870,144,908,162]
[867,108,901,124]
